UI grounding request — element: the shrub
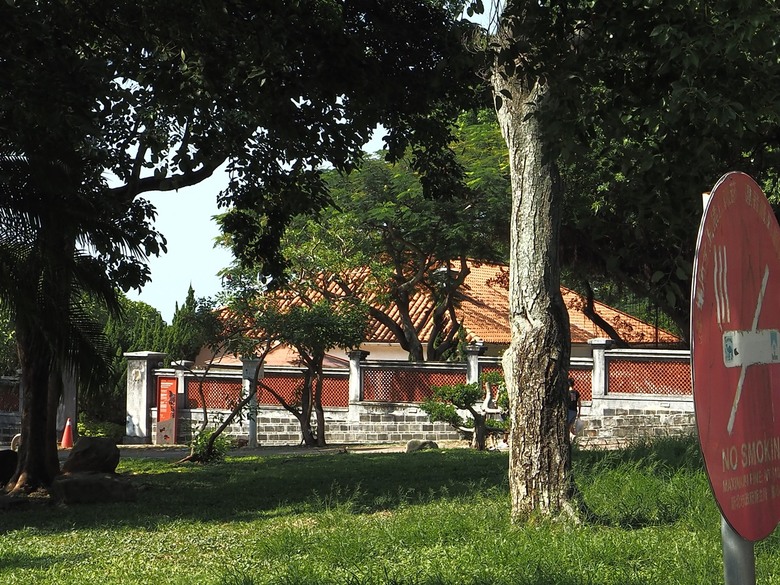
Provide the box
[77,416,125,443]
[190,428,232,463]
[421,374,508,450]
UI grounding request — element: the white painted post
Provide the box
[347,350,369,421]
[124,351,166,444]
[464,342,486,385]
[588,338,614,399]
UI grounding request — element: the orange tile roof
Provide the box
[455,263,680,345]
[200,261,680,368]
[273,260,681,347]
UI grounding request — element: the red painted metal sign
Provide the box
[156,377,178,445]
[692,172,780,541]
[157,377,177,422]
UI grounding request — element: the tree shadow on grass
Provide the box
[572,434,711,529]
[0,551,89,573]
[0,449,510,535]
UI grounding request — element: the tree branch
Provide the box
[108,157,225,202]
[582,281,630,348]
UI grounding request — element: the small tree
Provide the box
[183,294,368,461]
[174,297,261,462]
[421,372,507,450]
[256,300,368,447]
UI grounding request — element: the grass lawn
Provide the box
[1,437,779,584]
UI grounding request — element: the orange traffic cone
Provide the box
[61,417,74,449]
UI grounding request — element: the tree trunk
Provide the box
[493,70,572,521]
[471,411,488,451]
[396,290,425,361]
[313,365,326,447]
[299,369,317,446]
[10,329,60,493]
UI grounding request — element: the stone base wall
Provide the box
[577,407,696,449]
[3,404,696,449]
[172,402,462,446]
[0,413,20,445]
[173,405,697,449]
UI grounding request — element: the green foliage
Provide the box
[0,311,17,376]
[508,0,780,335]
[76,416,124,443]
[420,398,463,428]
[272,110,510,361]
[165,286,221,364]
[2,0,481,486]
[429,381,484,410]
[269,300,368,361]
[190,428,232,463]
[420,379,509,447]
[79,294,167,424]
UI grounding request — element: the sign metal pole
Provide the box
[722,515,755,585]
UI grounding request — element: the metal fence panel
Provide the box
[362,366,466,402]
[607,358,691,395]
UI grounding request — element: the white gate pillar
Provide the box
[588,338,614,399]
[125,351,166,444]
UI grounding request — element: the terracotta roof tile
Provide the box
[361,261,680,346]
[251,260,680,349]
[453,262,679,345]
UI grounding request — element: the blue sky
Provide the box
[125,165,233,322]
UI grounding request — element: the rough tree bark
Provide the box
[493,69,573,520]
[313,366,327,447]
[11,329,60,492]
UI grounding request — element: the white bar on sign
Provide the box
[722,329,780,368]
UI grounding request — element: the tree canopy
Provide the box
[481,0,780,520]
[246,112,510,361]
[533,0,780,337]
[1,0,484,490]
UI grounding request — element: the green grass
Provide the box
[1,437,779,584]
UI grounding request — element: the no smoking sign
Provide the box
[692,172,780,541]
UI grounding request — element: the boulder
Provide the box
[405,439,439,453]
[62,436,120,474]
[0,449,18,487]
[50,472,136,505]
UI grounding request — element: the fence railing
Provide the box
[2,342,695,445]
[361,362,467,403]
[176,367,351,411]
[0,379,20,412]
[605,349,691,396]
[152,345,689,414]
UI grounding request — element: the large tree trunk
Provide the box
[493,70,572,521]
[10,329,60,493]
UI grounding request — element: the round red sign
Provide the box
[692,172,780,541]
